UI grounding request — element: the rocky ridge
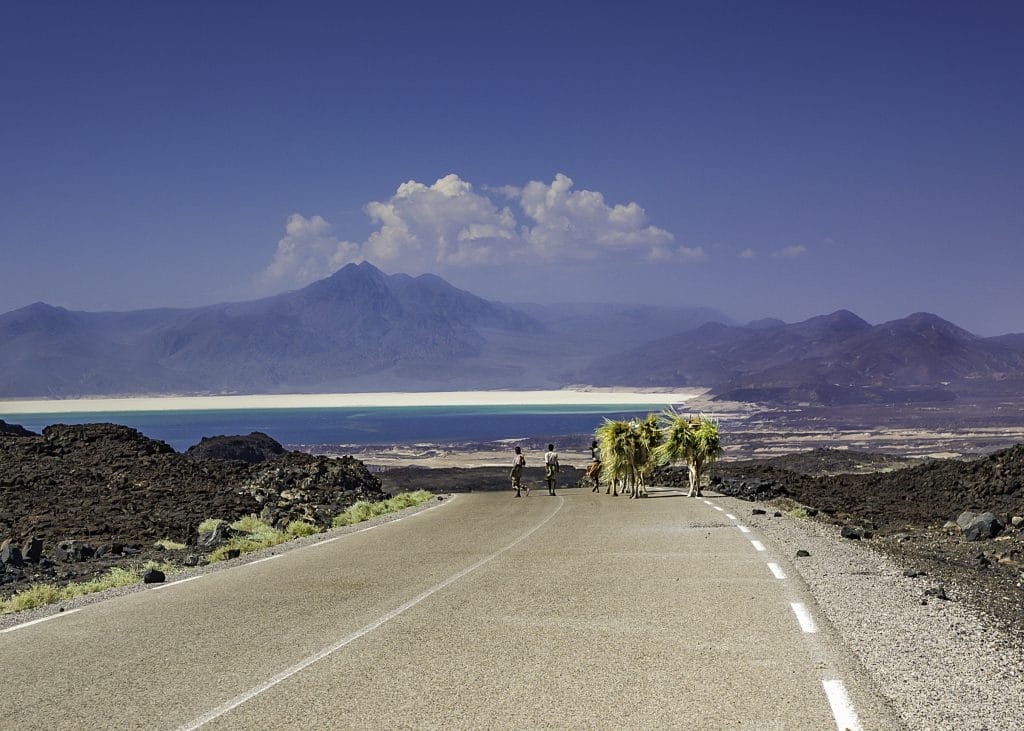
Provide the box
[184,431,287,462]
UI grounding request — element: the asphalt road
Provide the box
[1,487,904,730]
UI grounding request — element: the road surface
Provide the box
[1,487,902,729]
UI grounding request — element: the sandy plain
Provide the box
[0,387,704,414]
[297,392,1024,468]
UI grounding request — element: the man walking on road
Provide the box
[511,446,526,497]
[544,443,559,496]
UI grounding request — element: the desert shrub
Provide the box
[67,567,141,597]
[286,520,320,538]
[1,583,63,613]
[197,518,225,533]
[208,531,290,562]
[230,514,268,534]
[142,560,174,574]
[332,501,374,527]
[386,490,433,510]
[787,507,809,519]
[1,566,150,614]
[154,539,187,551]
[207,517,289,563]
[332,491,434,528]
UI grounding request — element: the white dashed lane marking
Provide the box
[822,679,863,731]
[702,499,862,731]
[790,602,818,633]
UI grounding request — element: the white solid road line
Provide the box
[177,497,564,731]
[5,500,454,640]
[790,602,818,633]
[767,562,787,580]
[1,607,84,634]
[822,679,863,731]
[150,575,204,592]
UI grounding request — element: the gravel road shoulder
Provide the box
[731,496,1024,731]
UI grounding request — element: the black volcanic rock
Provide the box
[240,452,386,528]
[185,432,287,463]
[0,423,387,550]
[709,443,1024,529]
[0,420,36,437]
[43,423,176,457]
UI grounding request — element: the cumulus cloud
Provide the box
[739,247,757,259]
[518,173,675,260]
[651,244,707,262]
[259,214,360,290]
[772,244,808,259]
[257,173,695,289]
[363,174,518,269]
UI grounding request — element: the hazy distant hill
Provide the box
[578,309,1024,404]
[0,263,728,398]
[988,333,1024,353]
[4,265,1020,403]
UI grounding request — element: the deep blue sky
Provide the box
[2,2,1021,334]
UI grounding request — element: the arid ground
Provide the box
[3,398,1022,647]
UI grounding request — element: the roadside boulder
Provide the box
[22,536,44,563]
[1,542,25,567]
[143,568,166,584]
[54,540,95,562]
[956,511,1003,542]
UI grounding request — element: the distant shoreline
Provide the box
[0,388,706,415]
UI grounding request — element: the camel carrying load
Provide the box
[591,410,722,498]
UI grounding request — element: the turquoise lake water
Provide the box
[1,403,670,453]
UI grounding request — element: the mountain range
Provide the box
[577,310,1024,404]
[1,262,1022,404]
